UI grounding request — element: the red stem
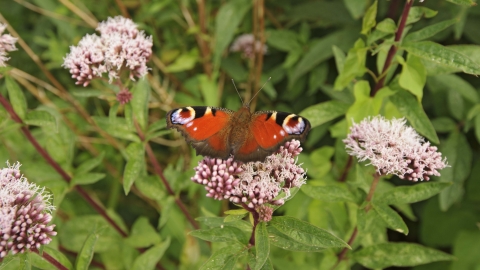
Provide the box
[0,92,127,237]
[372,0,414,96]
[31,249,68,270]
[338,156,353,182]
[240,202,259,246]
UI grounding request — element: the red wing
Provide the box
[251,111,311,149]
[166,106,233,159]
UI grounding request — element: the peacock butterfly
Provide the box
[166,104,311,163]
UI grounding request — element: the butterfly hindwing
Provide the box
[252,111,310,149]
[166,106,233,159]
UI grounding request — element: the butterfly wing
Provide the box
[166,106,234,159]
[233,111,311,162]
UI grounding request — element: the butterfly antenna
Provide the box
[231,79,244,105]
[247,77,271,106]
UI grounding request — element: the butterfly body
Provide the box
[166,105,310,162]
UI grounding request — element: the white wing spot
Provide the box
[273,135,277,139]
[193,127,197,131]
[186,122,193,128]
[280,130,286,136]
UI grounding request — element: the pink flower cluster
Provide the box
[62,16,153,87]
[344,116,448,181]
[0,162,56,258]
[191,140,306,218]
[230,34,267,59]
[0,23,17,67]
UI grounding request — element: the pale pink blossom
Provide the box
[192,140,306,209]
[0,162,56,258]
[63,16,152,86]
[230,34,267,59]
[0,23,17,67]
[344,116,448,181]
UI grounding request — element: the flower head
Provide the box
[0,23,17,67]
[230,34,267,59]
[192,140,306,209]
[0,162,56,258]
[344,116,448,181]
[116,88,133,105]
[63,16,152,86]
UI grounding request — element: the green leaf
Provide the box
[398,55,426,101]
[224,209,249,215]
[5,76,27,119]
[75,228,102,270]
[269,216,350,249]
[254,222,269,270]
[334,39,367,90]
[291,28,358,85]
[361,0,377,35]
[131,238,170,270]
[25,110,57,129]
[332,46,346,74]
[372,203,409,235]
[42,247,73,270]
[345,81,377,124]
[299,101,349,129]
[301,182,356,202]
[407,7,438,25]
[70,88,106,98]
[196,216,252,232]
[198,74,218,107]
[429,74,479,104]
[389,90,439,144]
[166,51,198,72]
[93,117,140,142]
[76,152,105,175]
[125,216,162,248]
[446,0,476,6]
[402,41,480,75]
[200,243,245,270]
[343,0,368,19]
[71,172,106,185]
[376,18,396,33]
[439,131,472,211]
[451,231,480,269]
[123,142,145,195]
[374,182,451,205]
[267,226,324,252]
[404,19,458,42]
[432,117,457,133]
[213,0,251,71]
[190,226,248,244]
[131,79,150,129]
[352,243,454,268]
[266,30,301,52]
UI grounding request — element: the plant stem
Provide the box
[338,156,353,182]
[372,0,414,96]
[241,203,259,246]
[0,92,128,237]
[332,172,381,269]
[134,121,200,230]
[31,249,68,270]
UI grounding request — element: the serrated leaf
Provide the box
[402,41,480,75]
[299,101,349,129]
[269,216,350,249]
[267,226,324,252]
[254,222,269,270]
[72,172,106,185]
[131,238,170,270]
[372,203,409,235]
[5,76,27,119]
[125,217,162,248]
[200,243,245,270]
[75,229,101,270]
[353,243,454,268]
[374,182,451,205]
[404,19,457,42]
[123,142,145,194]
[190,226,248,244]
[439,131,472,211]
[76,152,105,175]
[25,110,57,129]
[301,182,356,202]
[131,79,150,129]
[361,0,377,35]
[213,0,251,70]
[390,90,439,143]
[398,55,426,101]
